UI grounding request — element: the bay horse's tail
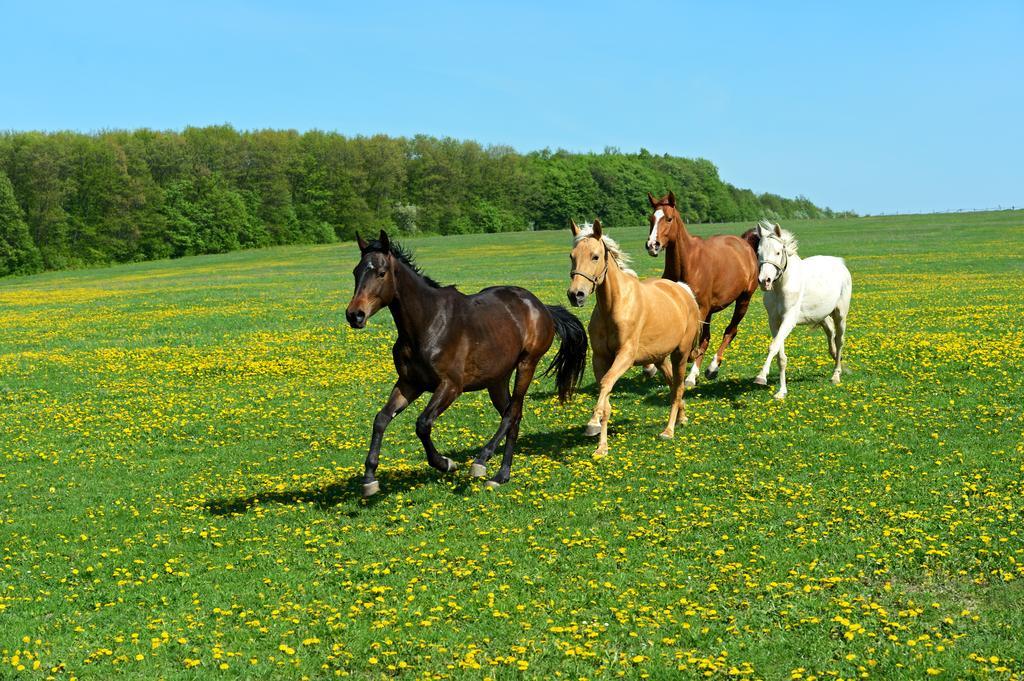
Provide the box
[543,305,588,403]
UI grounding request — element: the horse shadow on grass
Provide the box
[204,427,600,517]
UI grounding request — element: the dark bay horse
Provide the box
[345,230,587,496]
[645,192,759,386]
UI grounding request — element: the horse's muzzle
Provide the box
[346,309,367,329]
[567,288,587,308]
[647,242,661,257]
[759,279,773,292]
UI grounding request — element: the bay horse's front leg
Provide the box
[591,349,636,458]
[415,381,462,474]
[487,359,539,488]
[686,312,712,387]
[706,292,753,379]
[363,380,422,497]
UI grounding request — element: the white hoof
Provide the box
[684,377,696,388]
[442,457,458,473]
[773,391,787,400]
[658,431,674,440]
[643,365,658,378]
[362,481,380,497]
[470,463,487,478]
[753,376,767,386]
[584,423,601,437]
[831,375,842,385]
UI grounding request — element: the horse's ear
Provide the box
[570,219,580,237]
[356,232,369,251]
[378,229,391,252]
[592,218,603,239]
[667,191,676,207]
[774,223,782,237]
[647,192,657,207]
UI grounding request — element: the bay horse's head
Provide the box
[646,191,682,257]
[346,230,398,329]
[567,218,608,308]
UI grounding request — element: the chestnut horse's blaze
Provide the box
[346,230,588,496]
[645,191,759,386]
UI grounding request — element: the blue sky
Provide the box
[2,1,1021,214]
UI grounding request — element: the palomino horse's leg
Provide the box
[414,381,463,475]
[470,380,513,478]
[831,308,846,385]
[585,353,611,436]
[706,293,753,380]
[486,359,538,488]
[592,349,636,457]
[686,312,713,387]
[659,349,688,439]
[362,380,422,497]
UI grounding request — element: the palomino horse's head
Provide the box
[567,218,609,308]
[346,230,398,328]
[755,220,787,291]
[646,191,682,257]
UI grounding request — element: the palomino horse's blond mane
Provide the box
[573,224,637,277]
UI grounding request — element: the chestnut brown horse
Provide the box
[567,219,702,457]
[645,192,759,386]
[346,230,587,496]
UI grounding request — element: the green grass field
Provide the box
[1,211,1022,679]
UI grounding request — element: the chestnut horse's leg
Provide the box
[415,381,462,474]
[487,359,538,488]
[470,379,513,478]
[686,312,713,387]
[706,292,753,380]
[362,380,422,497]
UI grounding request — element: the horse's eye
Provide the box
[377,269,386,278]
[592,255,599,261]
[666,216,673,222]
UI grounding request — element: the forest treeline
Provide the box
[0,126,846,276]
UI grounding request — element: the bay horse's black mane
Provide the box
[363,238,444,289]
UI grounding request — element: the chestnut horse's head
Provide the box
[346,230,398,329]
[646,191,682,257]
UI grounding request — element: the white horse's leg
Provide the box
[754,310,781,385]
[756,312,798,386]
[821,316,837,360]
[831,308,846,384]
[775,341,788,399]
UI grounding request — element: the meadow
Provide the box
[1,210,1022,679]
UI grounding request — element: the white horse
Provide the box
[752,221,851,399]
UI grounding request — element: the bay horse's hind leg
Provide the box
[470,379,513,479]
[362,380,422,497]
[686,312,712,387]
[415,381,462,475]
[486,359,539,488]
[706,292,753,380]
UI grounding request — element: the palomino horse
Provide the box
[346,230,588,495]
[645,192,759,386]
[751,221,852,399]
[567,219,701,457]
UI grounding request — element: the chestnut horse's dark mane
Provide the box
[363,238,443,289]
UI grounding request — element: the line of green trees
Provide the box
[0,127,845,277]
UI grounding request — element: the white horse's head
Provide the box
[756,220,796,291]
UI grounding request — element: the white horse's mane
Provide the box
[757,220,799,256]
[574,225,637,277]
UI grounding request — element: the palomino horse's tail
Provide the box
[543,305,588,403]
